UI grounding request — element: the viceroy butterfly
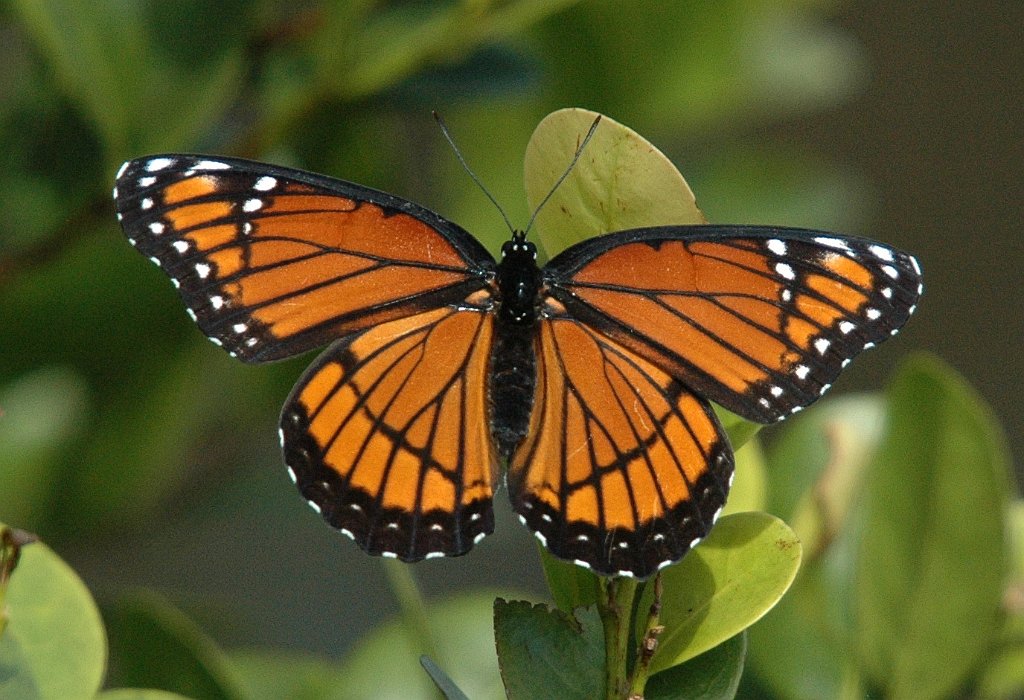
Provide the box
[113,135,922,579]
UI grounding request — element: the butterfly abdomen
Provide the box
[490,237,543,457]
[490,322,537,457]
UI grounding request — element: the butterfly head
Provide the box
[500,231,537,263]
[497,232,541,324]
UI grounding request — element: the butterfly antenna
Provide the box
[523,114,602,237]
[433,111,516,237]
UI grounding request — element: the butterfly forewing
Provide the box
[507,310,734,578]
[544,225,922,424]
[114,155,495,362]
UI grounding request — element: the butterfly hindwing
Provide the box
[507,310,734,578]
[114,155,495,362]
[544,225,923,424]
[281,301,499,561]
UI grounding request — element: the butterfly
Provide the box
[113,149,922,578]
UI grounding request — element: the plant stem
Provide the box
[599,576,639,699]
[628,573,664,698]
[381,559,441,666]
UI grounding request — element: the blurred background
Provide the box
[0,0,1019,681]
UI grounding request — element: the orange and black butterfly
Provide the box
[113,150,922,578]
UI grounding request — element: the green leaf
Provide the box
[975,500,1024,698]
[722,438,767,517]
[97,691,194,700]
[856,353,1011,700]
[334,591,505,700]
[420,655,471,700]
[0,527,107,699]
[523,107,705,259]
[104,590,247,700]
[752,396,883,698]
[646,512,801,675]
[645,632,747,700]
[539,545,601,614]
[493,599,605,700]
[228,649,343,700]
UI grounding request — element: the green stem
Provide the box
[627,573,664,698]
[599,576,639,699]
[381,559,441,666]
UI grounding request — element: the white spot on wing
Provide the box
[425,551,445,559]
[232,323,248,334]
[254,176,277,191]
[775,262,796,280]
[307,500,322,514]
[172,240,189,253]
[839,320,856,334]
[146,157,175,172]
[814,236,850,251]
[767,239,787,256]
[193,159,230,171]
[814,338,831,354]
[286,466,296,483]
[910,256,922,276]
[242,198,263,212]
[868,244,894,261]
[116,161,130,179]
[473,532,487,544]
[141,197,154,210]
[148,222,165,234]
[139,176,156,188]
[881,265,899,280]
[866,307,881,320]
[795,364,810,380]
[195,262,211,279]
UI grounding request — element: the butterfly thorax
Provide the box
[489,235,542,457]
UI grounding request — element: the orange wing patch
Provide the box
[281,304,498,561]
[508,312,733,578]
[114,155,494,363]
[547,229,922,423]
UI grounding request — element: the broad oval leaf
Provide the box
[493,599,604,700]
[855,353,1011,700]
[646,512,801,675]
[523,107,704,258]
[0,528,107,700]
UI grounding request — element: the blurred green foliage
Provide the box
[0,1,1020,699]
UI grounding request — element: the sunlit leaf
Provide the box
[0,528,106,699]
[646,512,801,675]
[523,107,704,259]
